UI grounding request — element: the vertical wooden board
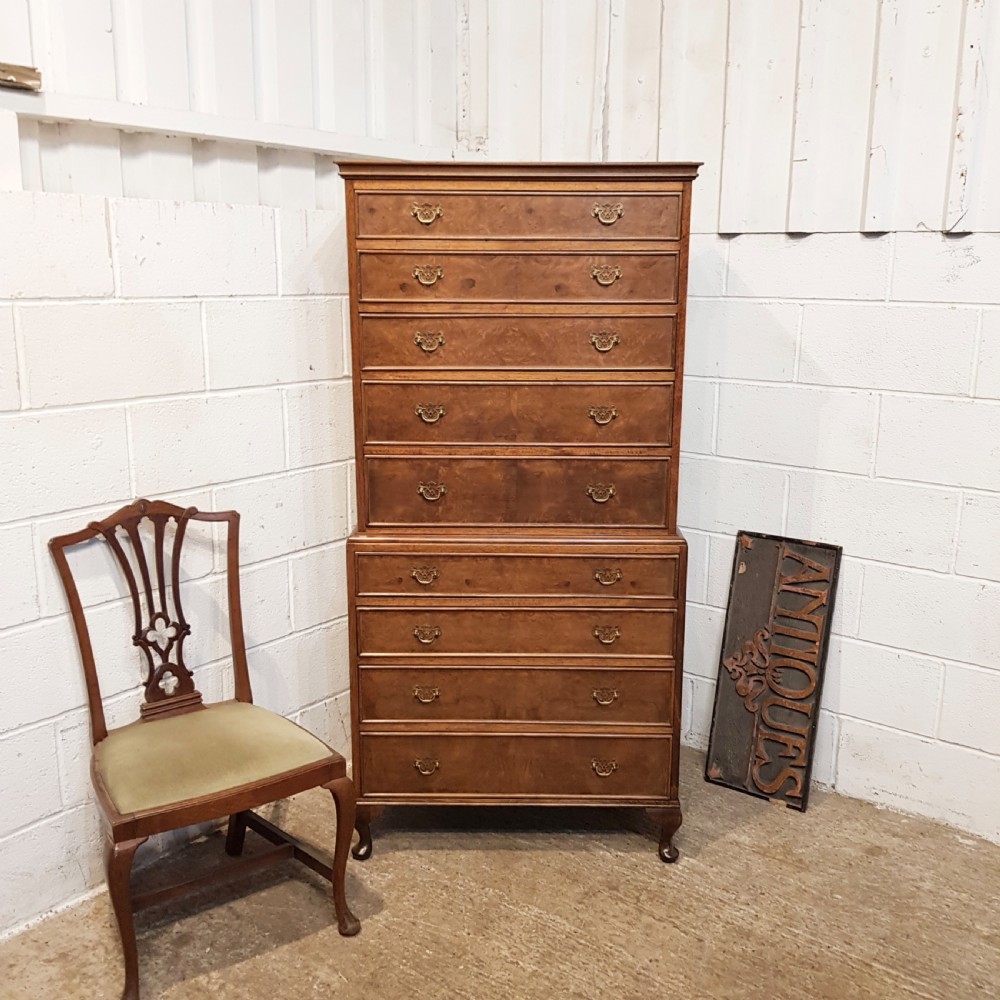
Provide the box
[0,111,23,192]
[120,133,195,201]
[109,0,148,104]
[312,0,337,131]
[540,0,606,160]
[49,123,122,196]
[380,0,417,143]
[315,156,341,209]
[366,0,387,137]
[718,0,800,233]
[0,0,34,65]
[251,0,280,121]
[864,0,965,232]
[787,0,879,232]
[487,0,543,159]
[257,148,316,208]
[273,0,314,127]
[45,0,117,98]
[328,0,369,134]
[605,0,662,161]
[657,0,729,233]
[16,117,43,192]
[208,0,256,118]
[192,140,260,205]
[413,0,458,148]
[946,0,1000,232]
[140,0,190,110]
[458,0,488,150]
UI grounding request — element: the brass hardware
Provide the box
[586,483,616,503]
[415,403,446,424]
[593,625,621,645]
[411,566,439,585]
[592,758,618,777]
[412,265,444,287]
[588,405,618,426]
[590,331,620,353]
[591,264,622,287]
[411,202,443,226]
[592,202,624,226]
[593,568,622,587]
[414,757,440,775]
[593,688,619,706]
[413,685,440,704]
[417,481,447,501]
[413,625,442,644]
[414,332,445,353]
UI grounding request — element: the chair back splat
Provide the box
[49,498,252,743]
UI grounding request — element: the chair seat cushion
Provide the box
[95,700,335,815]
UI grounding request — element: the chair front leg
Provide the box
[104,835,147,1000]
[326,777,361,936]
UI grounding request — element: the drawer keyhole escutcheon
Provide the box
[588,405,618,426]
[590,331,620,353]
[414,331,445,353]
[415,403,446,424]
[413,625,442,644]
[593,625,621,645]
[592,688,619,706]
[414,758,440,775]
[411,203,443,225]
[591,264,622,287]
[593,202,624,225]
[592,758,618,777]
[413,686,440,704]
[586,483,616,503]
[411,566,439,585]
[413,265,444,286]
[593,568,622,586]
[417,481,447,502]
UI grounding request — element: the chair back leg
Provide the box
[105,836,148,1000]
[326,777,361,936]
[225,813,249,857]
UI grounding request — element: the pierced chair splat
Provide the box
[49,498,360,1000]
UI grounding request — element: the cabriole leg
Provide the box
[327,777,362,936]
[646,806,683,863]
[105,835,147,1000]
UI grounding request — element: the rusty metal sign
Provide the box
[705,532,841,811]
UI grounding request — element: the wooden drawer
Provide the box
[358,314,677,372]
[356,552,679,599]
[356,608,676,657]
[365,456,672,529]
[357,251,679,304]
[359,666,675,724]
[355,190,682,240]
[363,381,673,447]
[360,733,672,798]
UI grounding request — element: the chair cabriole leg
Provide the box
[105,835,147,1000]
[327,777,361,936]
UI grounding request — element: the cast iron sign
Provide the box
[705,532,841,811]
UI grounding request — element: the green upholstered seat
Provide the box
[95,700,334,815]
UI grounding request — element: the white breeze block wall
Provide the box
[680,232,1000,845]
[0,189,354,937]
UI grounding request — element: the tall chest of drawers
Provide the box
[339,162,699,862]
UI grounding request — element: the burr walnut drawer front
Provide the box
[355,190,682,240]
[356,552,679,599]
[363,381,673,447]
[365,457,672,529]
[358,314,677,372]
[360,733,672,797]
[356,608,676,657]
[357,251,679,304]
[358,667,675,724]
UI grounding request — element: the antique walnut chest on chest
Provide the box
[339,162,699,861]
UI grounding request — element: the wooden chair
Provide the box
[49,499,360,1000]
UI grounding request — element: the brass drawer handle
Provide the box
[593,202,624,226]
[592,687,619,706]
[592,758,618,777]
[417,481,447,501]
[593,625,621,645]
[415,403,446,424]
[413,265,444,287]
[591,264,622,287]
[414,331,445,353]
[411,202,443,226]
[413,685,440,704]
[413,625,441,644]
[593,568,622,586]
[590,331,620,353]
[586,483,616,503]
[411,566,439,585]
[588,405,618,426]
[414,757,440,775]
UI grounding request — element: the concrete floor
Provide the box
[2,749,998,1000]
